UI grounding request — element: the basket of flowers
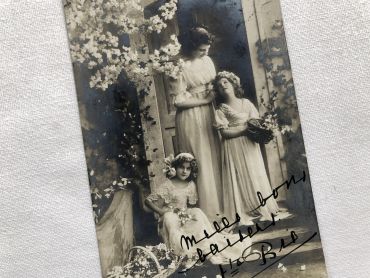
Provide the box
[106,243,184,278]
[245,118,275,144]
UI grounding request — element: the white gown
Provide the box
[214,99,280,223]
[147,179,251,265]
[170,55,222,220]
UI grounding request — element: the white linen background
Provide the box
[0,0,369,277]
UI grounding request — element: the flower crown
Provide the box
[163,153,195,178]
[216,71,241,87]
[174,153,194,160]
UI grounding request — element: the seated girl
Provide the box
[213,71,281,225]
[145,153,251,269]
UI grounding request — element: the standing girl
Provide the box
[145,153,250,267]
[213,71,280,224]
[169,27,222,220]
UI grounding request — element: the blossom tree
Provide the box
[64,0,183,92]
[63,0,186,272]
[64,0,184,223]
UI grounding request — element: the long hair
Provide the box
[213,71,245,105]
[178,26,215,58]
[170,154,198,182]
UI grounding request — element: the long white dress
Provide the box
[214,99,280,224]
[171,55,222,219]
[147,179,251,265]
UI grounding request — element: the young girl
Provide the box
[145,153,250,267]
[213,71,280,225]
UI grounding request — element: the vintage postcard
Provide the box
[63,0,328,277]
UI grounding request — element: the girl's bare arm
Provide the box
[145,198,169,216]
[219,126,247,139]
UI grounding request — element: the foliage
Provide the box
[85,85,150,222]
[256,19,308,184]
[64,0,182,92]
[63,0,183,222]
[256,20,298,135]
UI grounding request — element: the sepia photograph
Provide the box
[63,0,328,277]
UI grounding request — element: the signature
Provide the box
[178,171,310,277]
[180,213,242,250]
[218,231,318,278]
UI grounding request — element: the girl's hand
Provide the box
[205,91,215,103]
[159,207,172,216]
[243,125,250,135]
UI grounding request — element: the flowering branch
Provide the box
[64,0,181,92]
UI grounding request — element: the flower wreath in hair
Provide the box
[163,153,196,179]
[216,71,241,88]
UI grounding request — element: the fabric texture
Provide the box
[0,1,102,277]
[155,179,251,264]
[1,0,370,277]
[147,179,198,208]
[173,55,223,219]
[216,99,279,224]
[280,1,370,277]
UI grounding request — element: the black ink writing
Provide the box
[217,231,318,278]
[178,214,276,273]
[254,170,306,211]
[180,213,241,250]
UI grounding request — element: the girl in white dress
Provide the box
[169,27,222,220]
[145,153,251,268]
[213,71,280,225]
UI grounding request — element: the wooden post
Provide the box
[130,27,167,194]
[241,0,288,198]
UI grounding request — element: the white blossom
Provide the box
[65,0,179,91]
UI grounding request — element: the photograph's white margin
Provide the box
[0,0,369,277]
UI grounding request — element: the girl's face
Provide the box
[176,162,191,181]
[192,44,210,59]
[217,78,235,97]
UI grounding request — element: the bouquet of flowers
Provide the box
[174,208,197,226]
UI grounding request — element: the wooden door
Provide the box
[141,0,288,198]
[146,16,179,157]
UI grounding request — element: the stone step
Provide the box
[171,238,325,277]
[251,225,312,242]
[171,220,325,277]
[234,240,327,277]
[238,212,322,240]
[172,245,326,278]
[249,232,323,261]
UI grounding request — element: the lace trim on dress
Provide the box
[146,180,173,204]
[147,180,198,206]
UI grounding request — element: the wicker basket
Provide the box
[121,246,184,278]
